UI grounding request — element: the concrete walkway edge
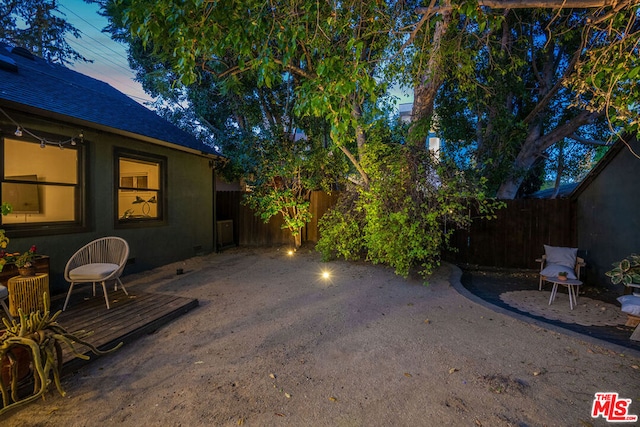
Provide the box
[448,263,640,359]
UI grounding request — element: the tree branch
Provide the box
[538,109,603,151]
[568,133,612,146]
[416,0,621,14]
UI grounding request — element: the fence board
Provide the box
[219,192,574,269]
[217,191,337,247]
[445,198,576,269]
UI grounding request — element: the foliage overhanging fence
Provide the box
[216,191,340,248]
[218,192,576,270]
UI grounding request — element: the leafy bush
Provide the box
[317,132,503,278]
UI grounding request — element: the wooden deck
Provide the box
[50,289,198,374]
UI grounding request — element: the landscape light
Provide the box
[322,271,330,279]
[287,249,294,256]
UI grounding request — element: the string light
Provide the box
[1,107,83,149]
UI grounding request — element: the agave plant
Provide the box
[0,294,121,415]
[605,254,640,285]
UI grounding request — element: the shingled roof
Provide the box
[0,43,221,157]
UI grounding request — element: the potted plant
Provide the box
[606,254,640,286]
[558,271,568,281]
[0,245,39,277]
[0,294,121,414]
[11,246,37,277]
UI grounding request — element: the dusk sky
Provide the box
[57,0,153,105]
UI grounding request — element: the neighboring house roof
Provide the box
[527,182,579,199]
[0,43,221,158]
[527,135,637,200]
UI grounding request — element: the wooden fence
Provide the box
[444,198,576,269]
[216,191,339,247]
[218,191,576,269]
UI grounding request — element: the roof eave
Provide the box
[0,100,224,160]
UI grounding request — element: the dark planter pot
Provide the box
[0,345,32,388]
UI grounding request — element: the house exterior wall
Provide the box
[576,142,640,291]
[2,114,215,294]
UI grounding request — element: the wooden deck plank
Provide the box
[47,290,198,374]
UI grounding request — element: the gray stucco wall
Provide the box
[576,141,640,291]
[3,114,216,294]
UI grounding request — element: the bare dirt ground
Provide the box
[3,246,640,426]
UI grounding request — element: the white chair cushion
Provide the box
[69,263,120,281]
[544,245,578,268]
[540,263,577,280]
[618,295,640,316]
[0,285,7,299]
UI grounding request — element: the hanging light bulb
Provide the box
[40,140,46,148]
[71,138,76,146]
[59,143,64,150]
[14,126,22,137]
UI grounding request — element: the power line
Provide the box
[56,2,154,104]
[59,4,133,74]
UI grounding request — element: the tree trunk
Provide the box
[495,123,543,199]
[495,110,602,199]
[408,3,451,152]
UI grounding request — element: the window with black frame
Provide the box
[1,136,83,231]
[116,149,165,225]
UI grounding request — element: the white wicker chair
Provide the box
[536,245,585,291]
[0,284,12,321]
[63,237,129,311]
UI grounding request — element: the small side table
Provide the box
[546,277,582,310]
[7,273,50,317]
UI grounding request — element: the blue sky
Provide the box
[57,0,153,104]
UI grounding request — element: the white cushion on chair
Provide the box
[618,295,640,316]
[540,263,577,279]
[544,245,578,268]
[69,263,120,280]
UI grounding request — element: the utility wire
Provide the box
[59,4,132,70]
[57,2,153,103]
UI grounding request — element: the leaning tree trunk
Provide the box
[495,110,603,199]
[408,2,451,152]
[495,123,543,199]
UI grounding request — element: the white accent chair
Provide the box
[0,284,12,321]
[63,237,129,311]
[536,245,585,290]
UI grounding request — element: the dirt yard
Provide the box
[3,247,640,426]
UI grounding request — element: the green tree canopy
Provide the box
[0,0,90,64]
[98,0,638,274]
